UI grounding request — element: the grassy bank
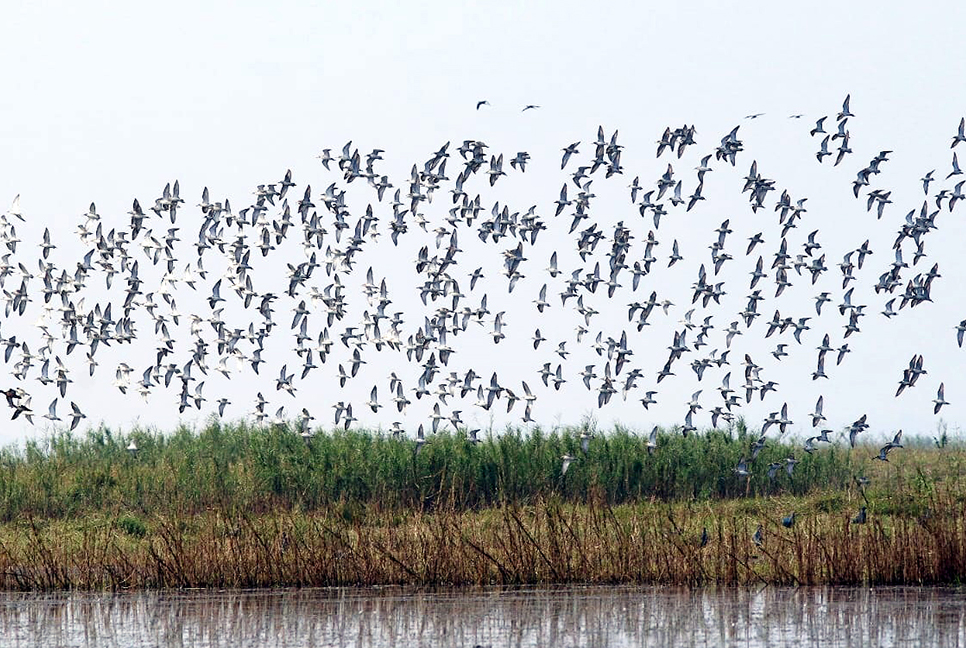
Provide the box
[0,421,964,589]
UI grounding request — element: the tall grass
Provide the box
[0,419,961,520]
[1,489,964,590]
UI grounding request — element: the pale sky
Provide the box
[0,0,964,446]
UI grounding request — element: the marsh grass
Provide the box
[0,487,963,590]
[3,420,957,519]
[0,420,964,589]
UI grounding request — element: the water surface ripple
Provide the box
[0,585,963,647]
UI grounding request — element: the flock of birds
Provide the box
[0,96,963,533]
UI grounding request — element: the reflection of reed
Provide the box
[0,586,962,647]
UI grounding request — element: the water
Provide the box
[0,585,963,647]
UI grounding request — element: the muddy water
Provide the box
[0,585,963,647]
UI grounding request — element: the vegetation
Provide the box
[0,419,963,589]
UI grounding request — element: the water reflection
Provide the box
[0,585,963,647]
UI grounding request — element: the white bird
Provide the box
[561,453,575,476]
[8,195,23,221]
[646,426,658,454]
[44,398,60,422]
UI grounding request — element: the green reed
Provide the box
[0,418,961,520]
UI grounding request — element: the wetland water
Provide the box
[0,585,963,647]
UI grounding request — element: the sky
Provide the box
[0,0,964,447]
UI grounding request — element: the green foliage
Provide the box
[0,420,959,520]
[117,514,147,538]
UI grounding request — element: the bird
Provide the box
[415,424,428,456]
[752,524,763,548]
[934,383,949,414]
[7,194,24,222]
[948,152,962,180]
[0,98,958,525]
[561,142,580,170]
[561,453,575,476]
[68,401,85,431]
[44,398,60,423]
[837,94,853,121]
[734,458,750,477]
[811,396,825,427]
[953,117,966,148]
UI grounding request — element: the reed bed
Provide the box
[0,420,964,589]
[0,489,963,590]
[0,420,962,519]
